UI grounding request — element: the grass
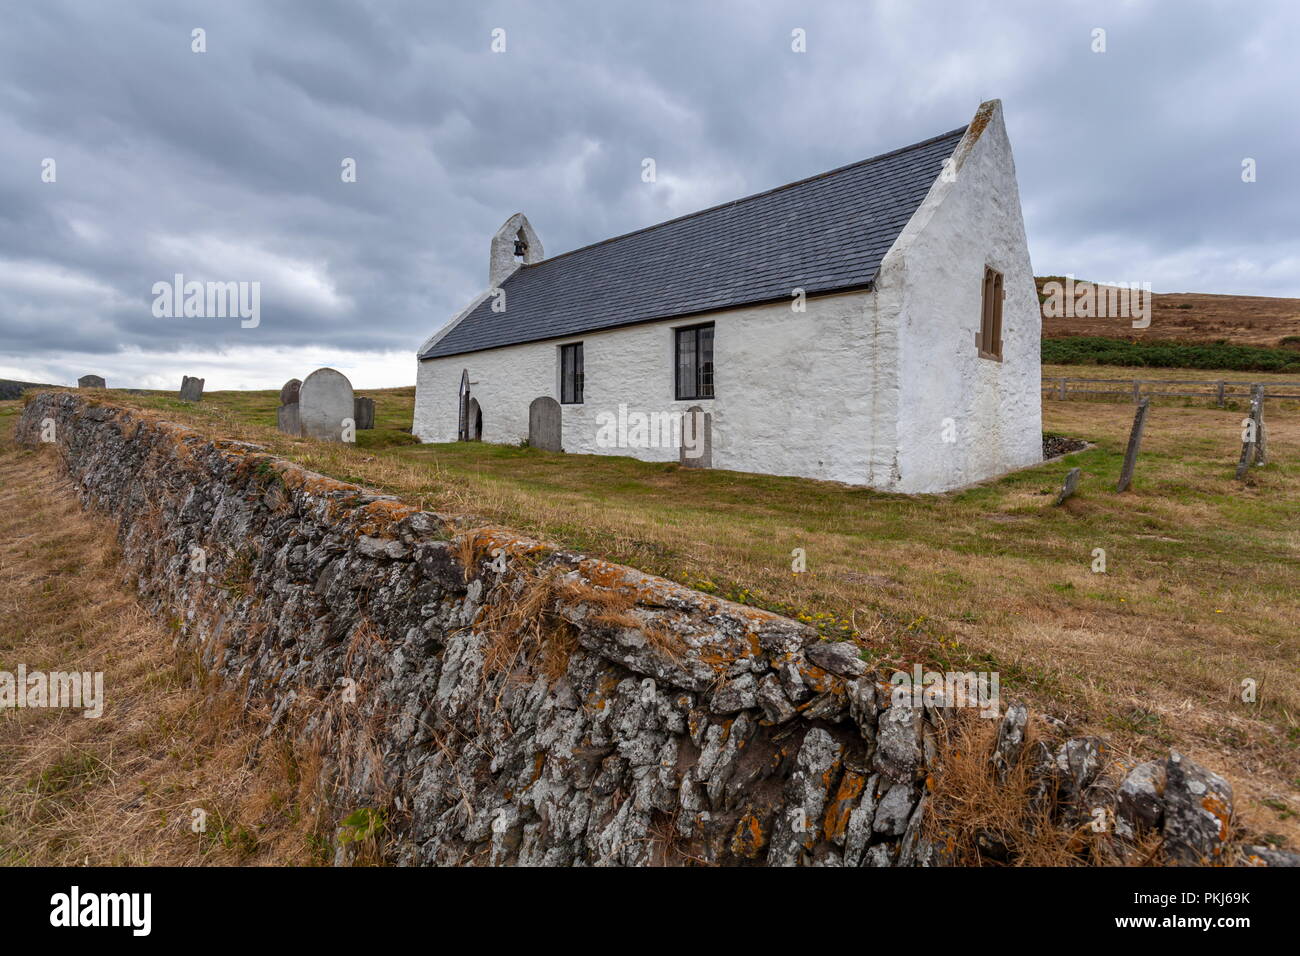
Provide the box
[1043,336,1300,372]
[0,410,330,865]
[5,380,1299,851]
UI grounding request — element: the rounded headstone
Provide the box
[78,374,106,389]
[298,368,355,443]
[279,378,301,406]
[679,405,712,468]
[527,396,562,452]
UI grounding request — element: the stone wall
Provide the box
[15,392,1287,867]
[0,379,55,401]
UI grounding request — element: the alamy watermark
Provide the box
[50,886,150,936]
[0,666,103,718]
[890,663,1000,718]
[1041,275,1151,329]
[595,404,707,459]
[152,273,260,328]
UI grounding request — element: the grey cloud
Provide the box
[0,0,1296,387]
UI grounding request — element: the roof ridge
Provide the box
[524,124,968,272]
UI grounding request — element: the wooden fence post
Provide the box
[1132,380,1142,403]
[1058,377,1067,401]
[1116,398,1150,493]
[1216,381,1225,407]
[1235,385,1265,480]
[1256,403,1268,466]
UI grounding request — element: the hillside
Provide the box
[1037,277,1300,347]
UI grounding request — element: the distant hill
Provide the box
[1037,276,1300,348]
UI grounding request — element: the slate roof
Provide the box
[422,125,967,360]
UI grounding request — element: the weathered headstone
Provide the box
[179,375,205,402]
[1235,385,1266,479]
[298,367,355,443]
[1053,467,1081,506]
[1115,398,1150,492]
[680,405,712,468]
[353,396,375,430]
[277,402,301,436]
[527,396,562,451]
[78,375,106,389]
[275,378,303,435]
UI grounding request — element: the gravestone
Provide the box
[527,396,562,451]
[298,367,355,443]
[179,375,205,402]
[78,375,106,389]
[679,405,712,468]
[353,396,375,430]
[276,378,303,435]
[1115,399,1150,492]
[277,402,301,436]
[1053,467,1081,506]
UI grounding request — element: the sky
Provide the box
[1,0,1297,390]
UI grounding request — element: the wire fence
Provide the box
[1042,377,1300,405]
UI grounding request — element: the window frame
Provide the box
[674,322,715,401]
[559,342,584,404]
[977,266,1004,362]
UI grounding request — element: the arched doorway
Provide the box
[468,398,482,441]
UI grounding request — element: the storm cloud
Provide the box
[1,0,1296,388]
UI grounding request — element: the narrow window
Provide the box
[675,323,715,400]
[560,343,584,404]
[978,266,1004,361]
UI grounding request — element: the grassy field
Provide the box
[4,382,1299,850]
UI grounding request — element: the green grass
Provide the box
[1043,336,1300,372]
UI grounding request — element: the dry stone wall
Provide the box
[15,392,1288,867]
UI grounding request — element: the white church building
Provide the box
[414,100,1041,494]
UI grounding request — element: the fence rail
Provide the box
[1042,377,1300,405]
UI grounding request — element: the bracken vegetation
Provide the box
[1043,336,1300,372]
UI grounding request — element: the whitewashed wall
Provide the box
[876,101,1042,493]
[413,289,889,485]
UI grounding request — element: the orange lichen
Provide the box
[730,811,767,859]
[822,771,865,843]
[1202,796,1231,843]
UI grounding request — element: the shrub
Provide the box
[1042,336,1300,372]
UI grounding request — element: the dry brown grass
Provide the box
[0,428,330,865]
[478,566,576,685]
[1039,285,1300,347]
[925,710,1159,866]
